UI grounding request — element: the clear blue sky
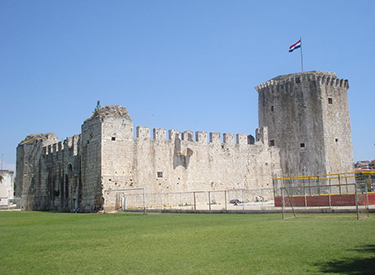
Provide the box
[1,0,374,171]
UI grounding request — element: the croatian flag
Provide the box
[289,39,301,52]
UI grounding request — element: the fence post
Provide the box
[355,184,359,220]
[345,176,348,193]
[281,188,285,220]
[143,188,146,213]
[304,184,307,207]
[208,191,211,211]
[225,190,227,210]
[328,192,332,208]
[193,192,196,211]
[366,184,369,209]
[242,189,245,210]
[317,176,320,195]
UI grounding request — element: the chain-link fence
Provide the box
[272,172,374,219]
[104,188,274,212]
[273,172,375,197]
[280,183,369,220]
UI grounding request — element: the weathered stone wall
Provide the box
[15,133,58,210]
[15,133,81,211]
[80,115,102,212]
[256,71,353,177]
[43,135,81,211]
[101,119,280,211]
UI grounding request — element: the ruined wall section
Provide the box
[43,135,81,211]
[16,133,81,211]
[256,71,353,177]
[15,133,58,210]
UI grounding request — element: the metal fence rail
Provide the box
[105,188,274,212]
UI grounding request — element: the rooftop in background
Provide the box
[355,160,375,171]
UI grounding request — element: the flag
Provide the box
[289,39,301,52]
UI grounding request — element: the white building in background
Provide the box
[0,170,14,205]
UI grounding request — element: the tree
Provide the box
[93,100,101,116]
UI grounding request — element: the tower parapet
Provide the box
[255,71,348,92]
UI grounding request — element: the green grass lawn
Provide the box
[1,211,374,274]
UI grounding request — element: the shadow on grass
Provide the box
[317,245,375,275]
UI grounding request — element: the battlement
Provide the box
[44,134,80,156]
[255,71,349,92]
[136,126,260,145]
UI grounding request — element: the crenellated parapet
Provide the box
[182,130,194,142]
[43,135,80,155]
[210,132,221,144]
[153,128,166,140]
[135,126,262,145]
[255,71,349,93]
[136,126,150,139]
[256,127,268,144]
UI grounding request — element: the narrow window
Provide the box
[157,172,163,178]
[269,140,275,146]
[335,138,338,142]
[328,98,333,104]
[271,106,274,112]
[111,137,116,141]
[300,143,305,148]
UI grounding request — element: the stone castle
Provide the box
[15,71,354,212]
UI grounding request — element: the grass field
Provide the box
[1,211,375,274]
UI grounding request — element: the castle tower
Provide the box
[80,105,133,212]
[255,71,353,177]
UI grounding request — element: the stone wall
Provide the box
[101,120,280,211]
[15,133,81,211]
[15,133,58,210]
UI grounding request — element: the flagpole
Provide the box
[300,37,304,72]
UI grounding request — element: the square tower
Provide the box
[80,105,134,212]
[255,71,353,177]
